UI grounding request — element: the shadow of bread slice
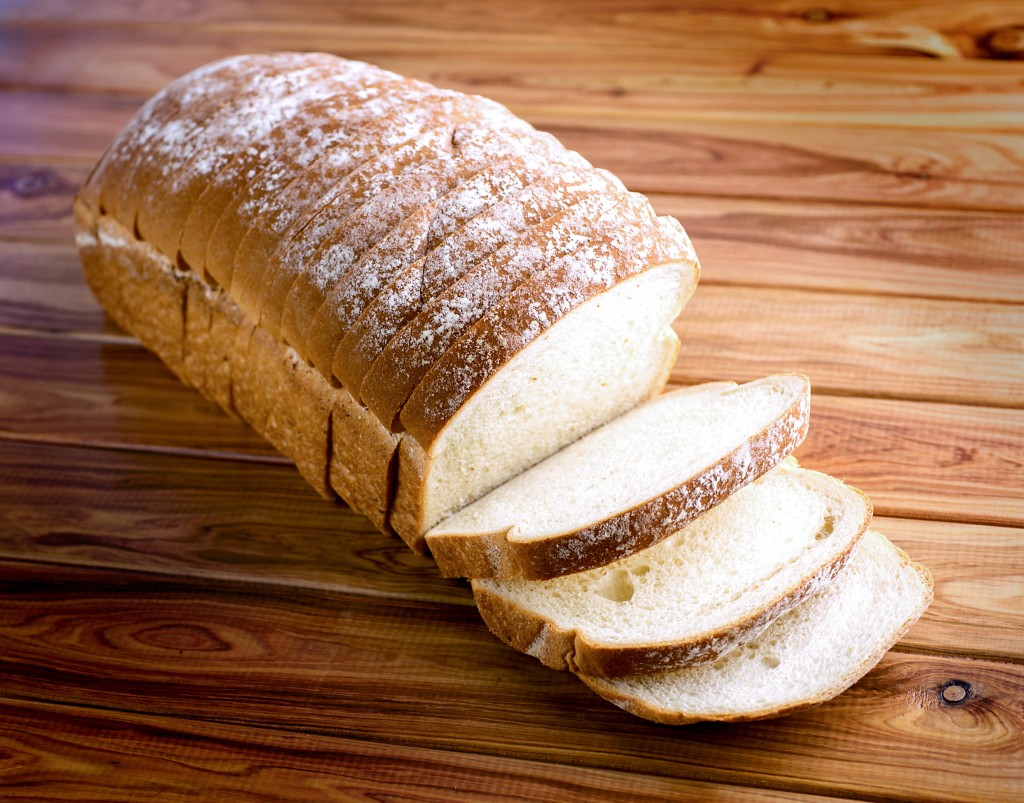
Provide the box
[581,531,933,725]
[425,375,810,580]
[472,461,871,677]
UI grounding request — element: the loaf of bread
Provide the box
[76,52,930,724]
[76,52,700,549]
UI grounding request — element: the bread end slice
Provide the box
[581,531,933,725]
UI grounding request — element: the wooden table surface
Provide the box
[1,2,1022,801]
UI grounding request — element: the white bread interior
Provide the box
[582,531,933,725]
[390,260,689,547]
[472,460,871,677]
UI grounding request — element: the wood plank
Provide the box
[652,195,1024,304]
[4,88,1023,212]
[0,161,88,242]
[0,241,113,333]
[0,438,466,605]
[800,395,1024,529]
[5,0,1024,61]
[540,117,1024,213]
[0,560,1019,802]
[0,700,847,803]
[0,333,283,459]
[872,516,1023,663]
[672,286,1024,408]
[1,437,1018,661]
[5,25,1024,126]
[2,332,1020,526]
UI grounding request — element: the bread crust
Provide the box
[426,376,811,580]
[471,475,873,678]
[228,84,462,318]
[180,60,399,281]
[76,204,398,531]
[301,136,591,379]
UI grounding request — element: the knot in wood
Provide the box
[10,168,57,198]
[979,26,1024,59]
[939,679,972,706]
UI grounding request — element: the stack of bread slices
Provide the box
[74,52,932,725]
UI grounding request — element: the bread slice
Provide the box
[359,191,685,430]
[472,461,871,677]
[424,375,810,579]
[582,531,933,725]
[388,261,687,549]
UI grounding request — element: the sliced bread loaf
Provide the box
[425,375,810,579]
[582,530,933,725]
[472,460,871,677]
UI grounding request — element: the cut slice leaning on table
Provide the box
[424,375,811,579]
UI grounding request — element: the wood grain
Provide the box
[2,3,1022,798]
[1,438,1019,661]
[0,333,281,459]
[0,161,87,241]
[0,438,465,605]
[653,195,1024,303]
[873,516,1024,663]
[0,241,114,333]
[5,24,1024,123]
[0,700,849,803]
[0,560,1020,802]
[6,0,1024,61]
[801,395,1024,528]
[673,286,1024,408]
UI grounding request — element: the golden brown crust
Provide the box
[399,215,699,447]
[76,205,398,527]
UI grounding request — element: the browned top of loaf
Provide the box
[80,51,697,439]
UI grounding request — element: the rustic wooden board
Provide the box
[0,699,851,803]
[0,559,1020,802]
[1,2,1022,799]
[6,0,1024,61]
[673,285,1024,408]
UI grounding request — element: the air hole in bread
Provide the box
[132,215,143,242]
[762,654,781,669]
[631,564,650,576]
[593,569,634,602]
[817,514,836,541]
